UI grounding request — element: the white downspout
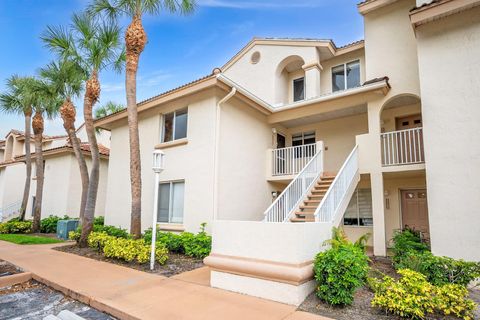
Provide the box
[213,87,237,220]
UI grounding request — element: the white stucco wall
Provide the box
[104,90,217,232]
[217,96,275,221]
[415,6,480,261]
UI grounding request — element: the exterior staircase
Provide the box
[291,175,336,222]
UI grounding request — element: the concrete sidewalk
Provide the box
[0,241,329,320]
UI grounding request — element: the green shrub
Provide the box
[398,251,480,286]
[370,269,476,320]
[98,225,129,239]
[40,215,72,233]
[87,232,114,251]
[101,235,168,265]
[314,242,369,306]
[0,220,32,234]
[391,228,429,265]
[93,216,105,226]
[143,223,211,259]
[68,230,80,242]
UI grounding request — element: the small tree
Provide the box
[42,12,124,246]
[0,76,36,221]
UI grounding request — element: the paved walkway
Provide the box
[0,241,329,320]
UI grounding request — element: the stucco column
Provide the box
[303,63,322,100]
[371,172,387,256]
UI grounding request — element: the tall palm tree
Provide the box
[42,13,124,246]
[30,80,61,232]
[0,76,37,221]
[89,0,196,237]
[39,60,90,222]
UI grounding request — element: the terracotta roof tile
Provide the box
[94,73,215,123]
[4,129,67,140]
[337,39,365,50]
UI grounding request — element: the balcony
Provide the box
[381,127,425,166]
[267,142,322,181]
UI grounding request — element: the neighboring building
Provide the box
[95,0,480,305]
[0,126,110,221]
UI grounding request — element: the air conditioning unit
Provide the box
[56,220,79,240]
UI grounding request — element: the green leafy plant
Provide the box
[314,241,369,306]
[370,269,476,320]
[391,228,429,265]
[398,251,480,286]
[101,235,168,265]
[93,216,105,226]
[87,232,114,251]
[143,223,211,259]
[326,227,370,251]
[40,215,73,233]
[0,220,32,234]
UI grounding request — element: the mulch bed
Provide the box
[299,256,480,320]
[54,244,204,277]
[0,260,21,277]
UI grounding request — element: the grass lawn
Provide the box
[0,234,64,245]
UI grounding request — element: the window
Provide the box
[157,181,185,224]
[343,188,373,226]
[292,131,316,157]
[332,60,360,92]
[162,108,188,143]
[292,131,316,146]
[293,77,305,102]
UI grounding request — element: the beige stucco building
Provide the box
[96,0,480,305]
[0,125,110,221]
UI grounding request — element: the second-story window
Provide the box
[292,131,315,157]
[293,77,305,102]
[332,60,360,92]
[162,108,188,143]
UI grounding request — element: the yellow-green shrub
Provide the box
[370,269,476,319]
[102,236,169,265]
[0,220,32,234]
[87,232,114,251]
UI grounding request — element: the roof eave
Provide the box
[410,0,480,28]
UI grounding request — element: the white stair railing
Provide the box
[271,143,317,176]
[315,146,359,224]
[381,127,424,166]
[264,142,324,222]
[0,200,23,222]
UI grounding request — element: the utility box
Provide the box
[56,220,79,240]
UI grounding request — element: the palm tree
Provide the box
[39,60,90,222]
[94,101,124,119]
[89,0,196,238]
[30,80,61,232]
[0,76,36,221]
[42,13,124,246]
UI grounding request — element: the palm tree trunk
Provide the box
[32,112,44,233]
[125,16,146,238]
[67,129,89,222]
[79,72,101,247]
[60,98,89,223]
[19,110,32,221]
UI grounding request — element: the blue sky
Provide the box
[0,0,363,137]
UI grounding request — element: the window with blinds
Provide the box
[343,188,373,226]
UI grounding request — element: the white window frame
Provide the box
[343,188,373,227]
[161,108,188,143]
[292,77,305,102]
[331,59,361,92]
[292,131,316,146]
[157,180,185,224]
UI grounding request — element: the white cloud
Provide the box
[197,0,326,9]
[102,83,124,93]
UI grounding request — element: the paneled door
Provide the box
[401,189,430,241]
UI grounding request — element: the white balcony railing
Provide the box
[264,142,324,222]
[271,143,317,176]
[381,127,424,166]
[0,200,22,222]
[315,146,359,224]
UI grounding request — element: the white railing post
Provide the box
[314,146,359,223]
[269,143,317,177]
[380,127,424,167]
[263,142,324,223]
